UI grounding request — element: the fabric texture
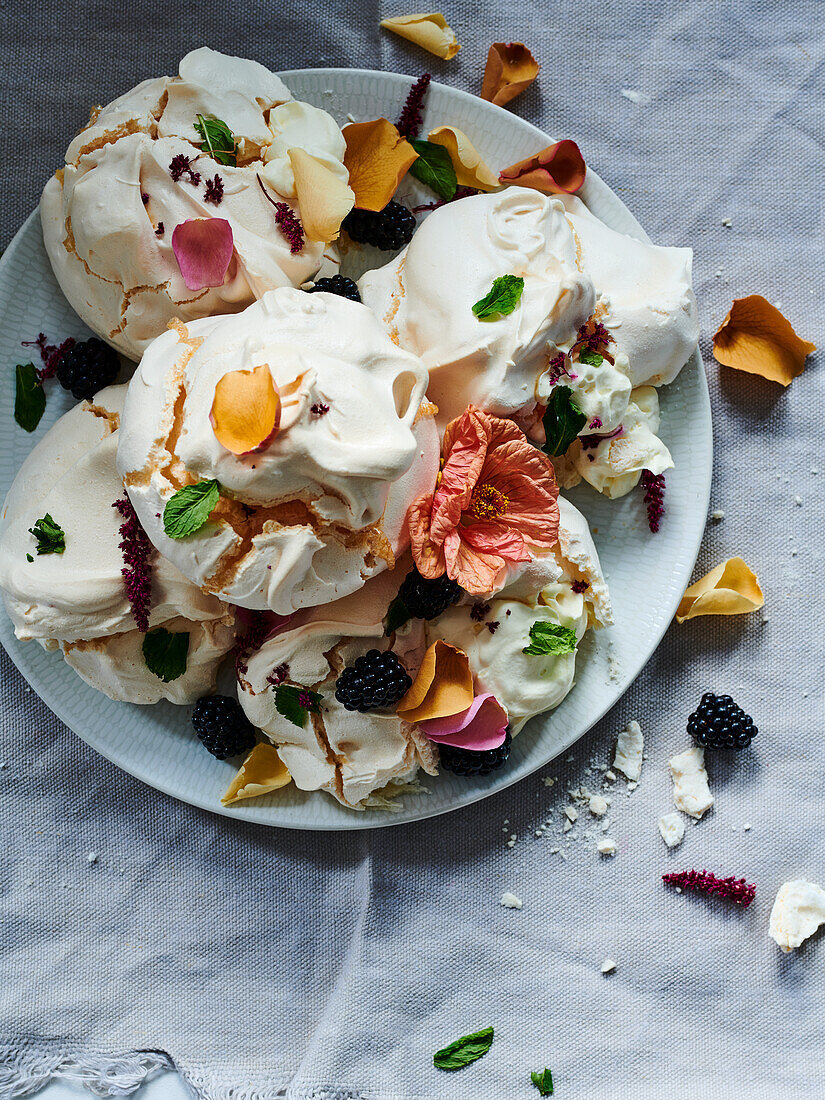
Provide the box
[1,1,823,1097]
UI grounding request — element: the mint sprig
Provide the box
[142,627,189,682]
[472,275,524,321]
[28,514,65,556]
[578,348,603,367]
[408,139,457,201]
[194,114,237,167]
[531,1067,554,1095]
[163,480,220,540]
[274,684,323,729]
[433,1027,494,1071]
[14,363,46,432]
[541,385,587,457]
[523,621,577,656]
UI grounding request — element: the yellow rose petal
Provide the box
[289,148,355,242]
[380,13,460,59]
[396,640,474,723]
[712,295,816,387]
[480,42,540,107]
[676,557,764,623]
[343,118,419,211]
[211,364,281,455]
[221,743,292,806]
[427,126,498,191]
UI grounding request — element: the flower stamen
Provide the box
[470,483,509,519]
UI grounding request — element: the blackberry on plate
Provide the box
[342,201,416,251]
[55,337,120,400]
[439,730,513,777]
[398,567,461,621]
[192,695,256,759]
[335,649,412,712]
[306,275,361,302]
[687,692,758,750]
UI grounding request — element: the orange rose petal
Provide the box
[221,744,291,806]
[427,126,498,191]
[289,148,355,242]
[396,640,474,723]
[499,139,586,194]
[343,118,419,212]
[380,13,460,59]
[480,42,540,107]
[712,295,816,386]
[211,363,281,455]
[676,557,764,623]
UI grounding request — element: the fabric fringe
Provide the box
[0,1048,172,1098]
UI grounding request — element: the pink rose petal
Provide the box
[172,218,234,291]
[419,692,508,751]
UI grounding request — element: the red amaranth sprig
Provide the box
[204,174,224,205]
[112,495,154,633]
[256,175,305,254]
[169,153,201,186]
[640,470,665,533]
[663,869,756,908]
[397,72,431,139]
[22,333,76,382]
[411,185,479,214]
[577,320,610,353]
[235,608,272,678]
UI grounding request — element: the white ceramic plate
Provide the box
[0,69,711,829]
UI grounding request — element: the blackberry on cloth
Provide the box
[688,693,757,750]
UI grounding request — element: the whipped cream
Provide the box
[558,194,699,387]
[41,48,342,360]
[427,497,610,733]
[537,347,632,436]
[262,101,349,197]
[237,566,437,808]
[359,189,595,427]
[117,289,439,614]
[557,386,673,498]
[0,386,235,704]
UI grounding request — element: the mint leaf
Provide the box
[531,1067,554,1095]
[274,684,323,729]
[433,1027,494,1071]
[523,621,577,656]
[472,275,524,321]
[142,628,189,682]
[541,385,587,457]
[409,139,457,201]
[14,363,45,432]
[384,593,412,635]
[578,348,603,367]
[29,514,65,555]
[163,480,220,540]
[194,114,237,167]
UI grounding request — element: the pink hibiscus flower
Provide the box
[407,405,560,593]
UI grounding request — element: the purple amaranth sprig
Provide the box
[112,495,154,633]
[411,185,479,214]
[580,425,623,451]
[204,174,224,205]
[396,72,431,139]
[640,470,665,533]
[544,352,571,387]
[169,153,201,186]
[310,402,330,417]
[571,579,590,594]
[22,333,76,383]
[470,601,491,622]
[588,417,602,430]
[267,662,290,687]
[663,869,756,908]
[256,175,305,254]
[577,320,611,353]
[235,608,272,678]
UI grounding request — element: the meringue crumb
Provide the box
[601,958,617,973]
[500,892,523,909]
[711,509,725,521]
[589,795,609,817]
[563,820,572,833]
[346,112,357,123]
[743,822,752,831]
[721,217,732,227]
[604,770,616,782]
[620,88,651,105]
[86,851,98,864]
[658,812,685,849]
[597,838,617,856]
[542,776,556,787]
[564,806,578,822]
[794,496,803,506]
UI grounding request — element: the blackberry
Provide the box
[55,338,120,400]
[192,695,256,759]
[687,693,758,750]
[439,730,513,777]
[334,649,412,712]
[398,567,461,621]
[342,201,416,251]
[307,275,361,302]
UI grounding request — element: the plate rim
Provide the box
[0,68,712,829]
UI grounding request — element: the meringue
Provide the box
[40,48,344,361]
[359,189,595,427]
[0,386,235,704]
[117,288,439,615]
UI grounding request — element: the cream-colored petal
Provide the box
[676,557,764,623]
[380,13,460,59]
[427,126,498,191]
[289,148,355,243]
[221,743,292,805]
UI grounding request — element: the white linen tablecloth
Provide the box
[1,1,823,1097]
